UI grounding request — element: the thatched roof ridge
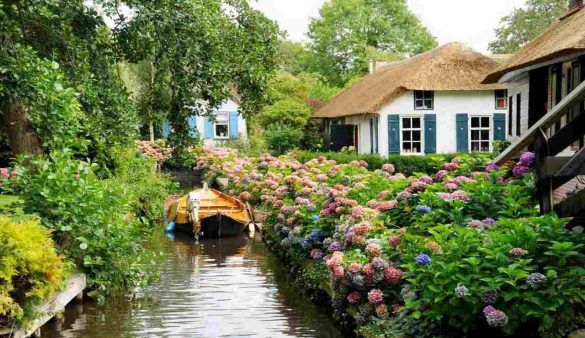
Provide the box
[315,42,504,118]
[484,8,585,83]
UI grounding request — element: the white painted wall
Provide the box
[345,115,375,154]
[376,90,505,156]
[197,99,247,146]
[506,75,530,142]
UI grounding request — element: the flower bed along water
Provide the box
[194,148,585,338]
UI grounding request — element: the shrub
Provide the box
[264,123,304,154]
[0,215,65,325]
[110,146,176,224]
[8,152,157,300]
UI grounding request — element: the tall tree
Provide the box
[308,0,437,86]
[0,0,138,161]
[114,0,280,153]
[488,0,568,54]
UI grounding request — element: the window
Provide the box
[214,112,229,139]
[508,96,513,136]
[495,90,508,109]
[516,94,521,136]
[470,116,490,152]
[402,117,423,154]
[414,91,433,110]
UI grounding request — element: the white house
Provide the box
[314,43,510,156]
[162,98,247,146]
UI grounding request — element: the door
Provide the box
[330,124,357,151]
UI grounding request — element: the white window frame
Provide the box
[400,116,424,155]
[469,115,492,153]
[214,112,230,139]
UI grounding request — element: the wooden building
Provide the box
[484,0,585,226]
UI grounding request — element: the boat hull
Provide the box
[174,215,247,237]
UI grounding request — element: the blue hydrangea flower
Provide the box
[311,214,320,222]
[527,273,547,289]
[309,229,324,242]
[455,285,468,298]
[416,253,431,265]
[416,205,432,214]
[300,237,312,250]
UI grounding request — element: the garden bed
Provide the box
[194,147,585,337]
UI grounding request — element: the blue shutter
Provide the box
[388,115,400,155]
[424,114,436,154]
[229,112,239,138]
[493,113,506,141]
[188,116,198,137]
[456,114,469,152]
[204,116,214,139]
[162,121,171,139]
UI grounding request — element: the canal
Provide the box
[42,232,344,338]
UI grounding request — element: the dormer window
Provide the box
[414,91,434,110]
[495,90,508,109]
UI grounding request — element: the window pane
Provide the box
[403,118,411,128]
[412,118,421,128]
[471,117,479,128]
[413,142,421,153]
[415,91,423,99]
[215,124,228,138]
[424,99,432,109]
[412,130,421,141]
[415,100,426,109]
[424,91,433,99]
[471,130,480,141]
[471,142,480,151]
[481,117,490,127]
[481,142,490,151]
[403,142,411,151]
[403,131,411,141]
[481,130,489,140]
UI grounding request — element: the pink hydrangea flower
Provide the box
[368,289,384,304]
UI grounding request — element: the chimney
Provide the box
[569,0,583,11]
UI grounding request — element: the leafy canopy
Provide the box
[488,0,568,54]
[115,0,280,151]
[308,0,437,85]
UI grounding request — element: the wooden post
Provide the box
[535,128,553,214]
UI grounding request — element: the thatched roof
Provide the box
[484,7,585,83]
[315,43,505,118]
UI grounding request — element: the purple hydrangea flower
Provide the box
[482,218,496,227]
[527,273,547,289]
[512,165,530,176]
[416,253,431,265]
[329,241,342,252]
[485,164,499,172]
[519,152,535,167]
[416,205,432,214]
[483,305,496,316]
[486,309,509,327]
[455,285,468,298]
[482,291,499,305]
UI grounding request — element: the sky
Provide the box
[250,0,528,53]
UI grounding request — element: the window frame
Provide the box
[469,115,492,153]
[413,90,434,110]
[213,112,230,139]
[495,90,508,110]
[400,116,424,155]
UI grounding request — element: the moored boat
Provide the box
[165,185,251,238]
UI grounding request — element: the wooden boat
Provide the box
[165,185,251,238]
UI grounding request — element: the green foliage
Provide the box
[488,0,567,54]
[117,0,280,153]
[264,124,304,155]
[9,152,158,300]
[278,40,313,75]
[0,215,65,325]
[110,146,176,225]
[0,0,139,162]
[260,98,312,128]
[223,136,269,157]
[308,0,437,85]
[400,215,585,337]
[493,140,512,154]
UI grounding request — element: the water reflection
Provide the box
[43,232,344,338]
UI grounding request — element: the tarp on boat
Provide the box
[166,187,250,234]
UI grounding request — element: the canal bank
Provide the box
[41,231,345,338]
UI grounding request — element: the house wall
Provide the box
[377,90,505,156]
[345,115,373,154]
[198,99,246,144]
[506,75,530,142]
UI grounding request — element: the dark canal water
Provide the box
[42,232,344,338]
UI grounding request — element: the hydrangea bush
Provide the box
[195,148,585,337]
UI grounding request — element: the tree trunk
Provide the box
[148,60,155,142]
[2,94,44,156]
